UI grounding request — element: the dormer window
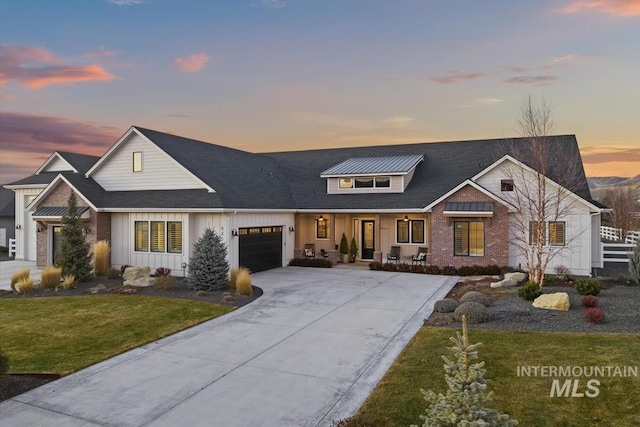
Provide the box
[375,176,390,188]
[133,152,143,172]
[501,180,514,191]
[339,178,353,188]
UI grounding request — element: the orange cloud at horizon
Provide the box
[558,0,640,16]
[580,145,640,177]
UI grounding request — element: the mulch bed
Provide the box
[426,276,640,334]
[0,274,262,402]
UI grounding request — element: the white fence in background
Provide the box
[601,242,635,264]
[8,238,16,258]
[600,226,639,245]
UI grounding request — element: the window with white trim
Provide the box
[396,219,425,244]
[339,176,392,189]
[133,152,143,172]
[135,220,183,253]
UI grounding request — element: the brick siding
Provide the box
[430,185,509,268]
[35,181,111,268]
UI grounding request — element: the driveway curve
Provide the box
[1,267,457,427]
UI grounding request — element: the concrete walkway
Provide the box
[0,267,457,427]
[0,260,41,291]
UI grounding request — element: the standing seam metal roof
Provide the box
[320,154,424,176]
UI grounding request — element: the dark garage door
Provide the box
[238,226,283,273]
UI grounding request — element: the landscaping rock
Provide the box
[490,278,517,288]
[87,284,108,294]
[532,292,570,311]
[504,272,526,282]
[122,266,151,281]
[123,277,156,288]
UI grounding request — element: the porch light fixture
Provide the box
[231,229,238,236]
[318,215,324,222]
[404,215,409,222]
[289,226,295,232]
[15,224,22,230]
[37,227,43,233]
[84,227,91,235]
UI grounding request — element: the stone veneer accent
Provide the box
[35,181,111,267]
[429,185,509,268]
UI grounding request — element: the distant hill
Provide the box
[588,175,640,202]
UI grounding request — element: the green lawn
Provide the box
[0,295,233,374]
[353,328,640,427]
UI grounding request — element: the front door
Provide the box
[52,226,62,265]
[361,220,375,260]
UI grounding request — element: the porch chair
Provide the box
[387,246,401,264]
[304,244,316,259]
[412,247,428,265]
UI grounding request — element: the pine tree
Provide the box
[188,227,229,291]
[349,237,358,262]
[413,315,518,427]
[58,192,93,282]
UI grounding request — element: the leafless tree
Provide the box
[604,186,640,241]
[501,96,585,286]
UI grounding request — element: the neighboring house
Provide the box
[4,152,100,262]
[0,187,16,248]
[4,126,605,276]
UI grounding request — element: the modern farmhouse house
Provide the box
[5,126,605,276]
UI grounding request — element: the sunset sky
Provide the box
[1,0,639,184]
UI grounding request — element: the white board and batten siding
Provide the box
[110,212,191,274]
[92,134,205,191]
[12,189,42,261]
[226,212,296,269]
[477,162,596,276]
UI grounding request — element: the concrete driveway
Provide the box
[0,267,457,427]
[0,260,41,291]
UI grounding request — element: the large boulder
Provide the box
[123,267,151,281]
[504,272,527,282]
[532,292,570,311]
[490,278,517,288]
[123,277,156,288]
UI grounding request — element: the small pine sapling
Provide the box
[339,233,349,262]
[58,192,92,282]
[412,315,518,427]
[349,237,358,263]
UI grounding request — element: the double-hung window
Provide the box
[397,219,425,244]
[135,220,182,253]
[454,221,485,256]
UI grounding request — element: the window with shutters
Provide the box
[454,221,484,256]
[167,221,182,253]
[150,221,165,252]
[549,222,566,246]
[134,220,182,253]
[134,221,149,252]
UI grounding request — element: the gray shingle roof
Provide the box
[0,188,15,217]
[321,154,424,176]
[5,153,99,187]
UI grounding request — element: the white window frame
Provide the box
[133,151,143,173]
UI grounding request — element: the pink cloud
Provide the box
[0,112,121,183]
[0,45,115,89]
[558,0,640,16]
[429,73,485,85]
[172,53,209,72]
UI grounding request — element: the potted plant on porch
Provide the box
[349,237,358,263]
[339,233,349,263]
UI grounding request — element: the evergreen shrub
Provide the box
[453,302,492,324]
[57,193,92,282]
[575,278,602,296]
[460,291,490,307]
[518,281,542,301]
[188,227,229,291]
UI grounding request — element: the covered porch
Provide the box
[292,212,432,265]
